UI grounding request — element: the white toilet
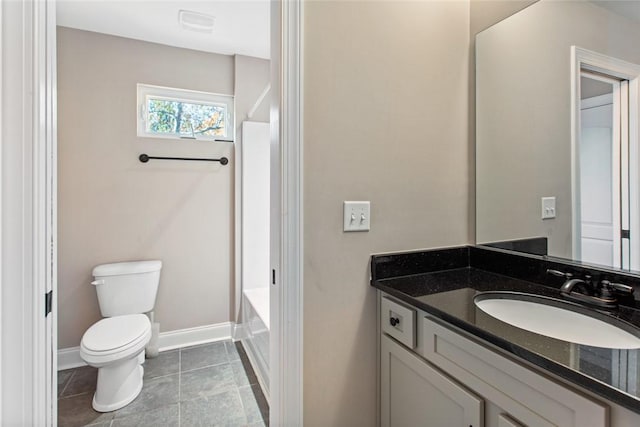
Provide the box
[80,260,162,412]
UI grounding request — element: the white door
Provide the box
[579,72,625,268]
[580,92,619,266]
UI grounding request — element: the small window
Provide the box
[137,84,234,141]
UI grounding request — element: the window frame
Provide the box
[137,83,235,142]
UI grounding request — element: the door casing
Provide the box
[571,46,640,269]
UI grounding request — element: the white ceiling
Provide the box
[57,0,270,59]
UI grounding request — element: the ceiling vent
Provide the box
[179,10,215,33]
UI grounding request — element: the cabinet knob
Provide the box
[390,317,400,327]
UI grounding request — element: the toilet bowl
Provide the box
[80,314,152,412]
[80,260,162,412]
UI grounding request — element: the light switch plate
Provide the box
[344,201,371,232]
[541,197,556,219]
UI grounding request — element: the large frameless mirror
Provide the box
[476,0,640,271]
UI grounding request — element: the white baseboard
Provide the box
[232,323,247,341]
[58,346,85,371]
[158,322,233,351]
[58,322,234,371]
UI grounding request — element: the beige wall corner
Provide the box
[470,0,538,37]
[235,55,271,127]
[302,1,470,425]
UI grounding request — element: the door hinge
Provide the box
[45,290,53,316]
[622,229,630,239]
[272,269,276,285]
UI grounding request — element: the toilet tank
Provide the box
[92,260,162,317]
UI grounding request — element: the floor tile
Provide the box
[60,366,98,397]
[143,349,179,379]
[113,373,179,417]
[180,341,228,372]
[112,403,179,427]
[231,360,250,387]
[58,392,114,427]
[236,344,259,386]
[249,384,269,426]
[58,345,270,427]
[238,386,262,425]
[236,343,268,425]
[180,390,247,426]
[58,369,74,397]
[225,341,240,361]
[180,364,236,401]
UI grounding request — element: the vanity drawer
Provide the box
[381,296,416,348]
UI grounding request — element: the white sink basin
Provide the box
[474,293,640,349]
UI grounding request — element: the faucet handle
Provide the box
[547,269,573,279]
[601,280,634,295]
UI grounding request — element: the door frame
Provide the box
[0,0,57,424]
[270,0,304,425]
[571,46,640,269]
[0,0,304,425]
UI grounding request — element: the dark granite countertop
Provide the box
[373,266,640,414]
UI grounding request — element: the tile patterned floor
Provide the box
[58,341,269,427]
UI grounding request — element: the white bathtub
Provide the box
[242,287,269,399]
[244,288,269,330]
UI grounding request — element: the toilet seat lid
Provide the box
[82,314,150,353]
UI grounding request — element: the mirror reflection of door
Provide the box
[579,71,627,268]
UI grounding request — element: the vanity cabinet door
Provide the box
[381,335,484,427]
[421,316,608,427]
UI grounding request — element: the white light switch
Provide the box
[344,201,371,232]
[541,197,556,219]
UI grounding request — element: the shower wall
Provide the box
[233,55,271,325]
[241,122,271,292]
[240,121,271,395]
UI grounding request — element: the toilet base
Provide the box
[92,352,145,412]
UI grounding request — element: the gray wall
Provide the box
[302,2,470,425]
[475,1,640,258]
[57,27,268,349]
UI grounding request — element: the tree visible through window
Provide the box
[137,84,234,141]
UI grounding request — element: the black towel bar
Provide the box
[138,154,229,165]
